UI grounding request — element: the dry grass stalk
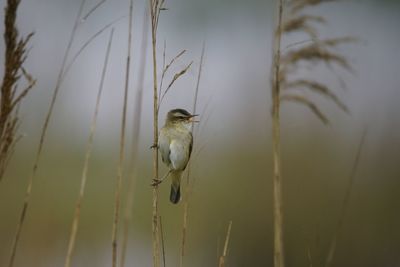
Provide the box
[159,61,193,108]
[159,216,166,267]
[156,44,192,113]
[120,7,150,267]
[179,41,205,267]
[284,79,348,113]
[111,1,133,267]
[82,0,107,21]
[281,94,329,124]
[7,1,87,266]
[282,45,352,72]
[216,237,221,266]
[158,40,167,101]
[278,0,354,124]
[63,15,126,80]
[290,0,336,14]
[270,1,355,267]
[64,28,114,267]
[149,0,162,266]
[158,48,186,103]
[283,15,325,38]
[319,37,358,47]
[271,0,285,266]
[0,0,35,182]
[307,246,313,267]
[148,1,192,266]
[325,130,367,267]
[218,221,233,267]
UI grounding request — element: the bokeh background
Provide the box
[0,0,400,266]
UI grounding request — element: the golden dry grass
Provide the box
[270,0,356,266]
[0,0,35,182]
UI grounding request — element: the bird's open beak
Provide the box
[189,114,199,123]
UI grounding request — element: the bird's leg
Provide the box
[151,170,172,187]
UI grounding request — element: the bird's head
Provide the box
[166,109,199,127]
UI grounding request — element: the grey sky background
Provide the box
[3,0,399,148]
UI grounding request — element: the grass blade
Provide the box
[218,221,233,267]
[281,94,329,124]
[111,0,133,266]
[179,41,205,267]
[120,6,150,267]
[7,1,87,266]
[64,28,114,267]
[285,79,349,113]
[325,129,367,267]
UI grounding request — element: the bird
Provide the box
[156,108,198,204]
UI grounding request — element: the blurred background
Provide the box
[0,0,399,266]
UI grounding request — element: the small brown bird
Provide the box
[157,109,197,204]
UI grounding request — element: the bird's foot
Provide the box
[150,143,158,149]
[151,179,162,187]
[150,170,171,187]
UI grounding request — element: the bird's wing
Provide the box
[181,132,193,171]
[170,131,193,171]
[188,131,193,159]
[159,128,171,165]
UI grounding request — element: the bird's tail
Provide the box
[170,170,182,204]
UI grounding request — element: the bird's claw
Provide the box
[151,179,162,187]
[150,143,158,149]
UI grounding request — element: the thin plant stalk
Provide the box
[8,1,87,266]
[272,1,355,266]
[218,221,233,267]
[216,237,220,266]
[120,7,149,267]
[158,61,193,109]
[149,1,161,267]
[63,15,126,81]
[179,41,205,267]
[307,246,313,267]
[111,1,133,267]
[271,0,285,267]
[325,130,367,267]
[82,0,107,21]
[148,1,190,266]
[64,28,114,267]
[159,216,166,267]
